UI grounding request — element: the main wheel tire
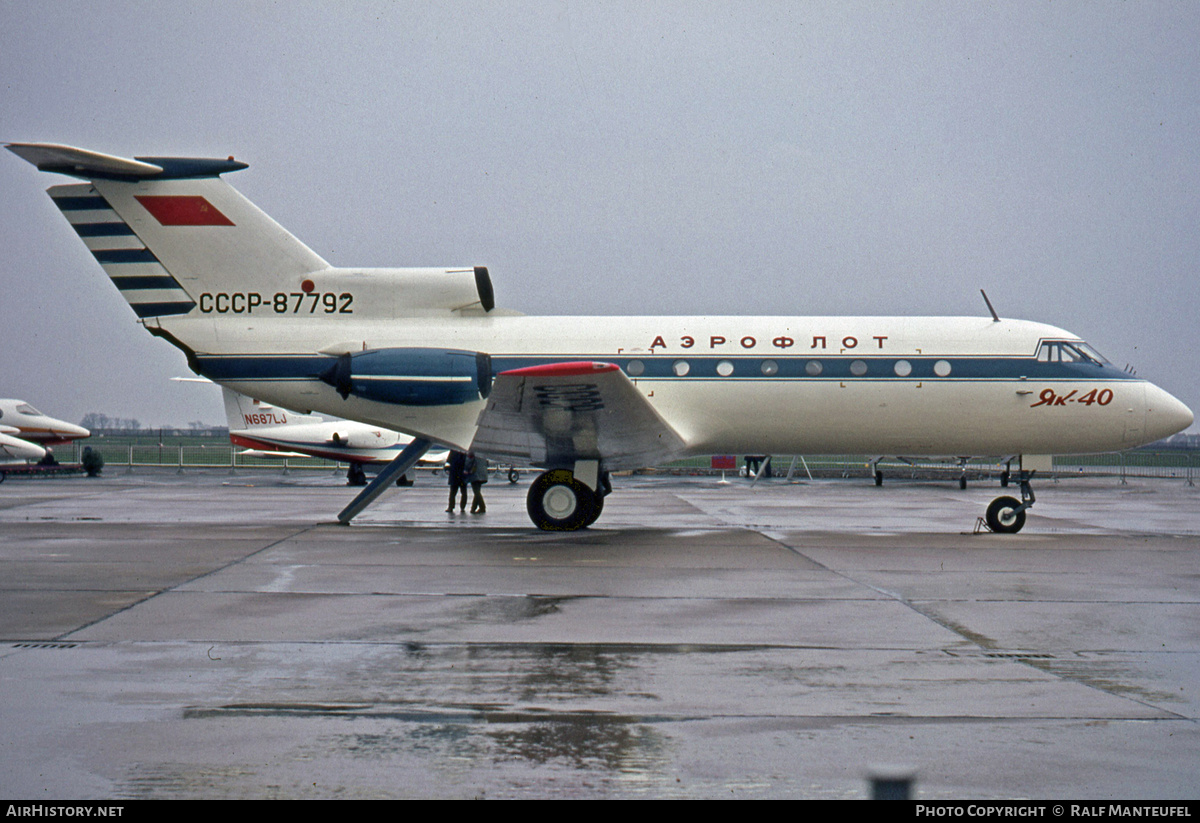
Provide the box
[581,491,605,527]
[986,496,1026,534]
[527,470,597,531]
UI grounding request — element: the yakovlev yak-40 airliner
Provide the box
[8,143,1193,532]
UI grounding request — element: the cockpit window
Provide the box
[1036,341,1108,365]
[1075,342,1110,364]
[15,403,42,416]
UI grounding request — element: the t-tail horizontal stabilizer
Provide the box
[6,142,248,180]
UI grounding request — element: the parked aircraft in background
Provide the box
[222,386,449,485]
[0,398,90,464]
[174,378,448,485]
[0,399,91,446]
[9,142,1193,532]
[0,398,89,472]
[1,428,47,463]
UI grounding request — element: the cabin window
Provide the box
[760,359,779,376]
[805,360,823,376]
[934,360,952,377]
[716,360,734,377]
[672,360,690,377]
[626,359,645,377]
[850,360,868,376]
[894,360,912,377]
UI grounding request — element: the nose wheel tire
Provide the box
[527,469,599,531]
[985,496,1026,533]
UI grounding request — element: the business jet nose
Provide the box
[1144,384,1193,442]
[62,422,91,439]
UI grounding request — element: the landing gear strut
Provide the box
[983,471,1036,533]
[526,468,610,531]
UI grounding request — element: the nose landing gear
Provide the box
[982,471,1036,533]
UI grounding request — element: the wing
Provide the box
[469,362,687,471]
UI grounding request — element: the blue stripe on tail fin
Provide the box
[48,184,196,318]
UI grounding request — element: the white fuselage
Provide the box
[220,387,447,464]
[0,399,90,447]
[151,313,1192,463]
[1,431,47,463]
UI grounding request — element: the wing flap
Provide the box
[470,362,687,470]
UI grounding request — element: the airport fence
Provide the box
[660,451,1199,485]
[60,437,341,473]
[47,437,1200,486]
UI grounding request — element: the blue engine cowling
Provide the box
[321,348,492,406]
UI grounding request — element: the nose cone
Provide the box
[1144,384,1193,443]
[61,422,91,440]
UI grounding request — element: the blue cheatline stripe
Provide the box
[193,352,1137,384]
[93,248,159,264]
[129,300,196,318]
[491,355,1136,382]
[73,222,137,237]
[52,195,110,210]
[110,275,182,291]
[197,355,335,380]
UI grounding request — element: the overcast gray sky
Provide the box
[2,1,1197,432]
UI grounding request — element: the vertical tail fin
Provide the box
[221,386,323,430]
[8,143,329,319]
[221,386,258,429]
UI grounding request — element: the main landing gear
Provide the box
[982,471,1036,534]
[346,462,411,487]
[526,468,611,531]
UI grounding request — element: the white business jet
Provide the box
[0,399,91,447]
[177,378,448,485]
[0,429,47,464]
[0,398,90,472]
[8,143,1193,532]
[0,398,90,464]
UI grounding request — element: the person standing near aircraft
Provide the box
[466,452,488,514]
[446,451,468,513]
